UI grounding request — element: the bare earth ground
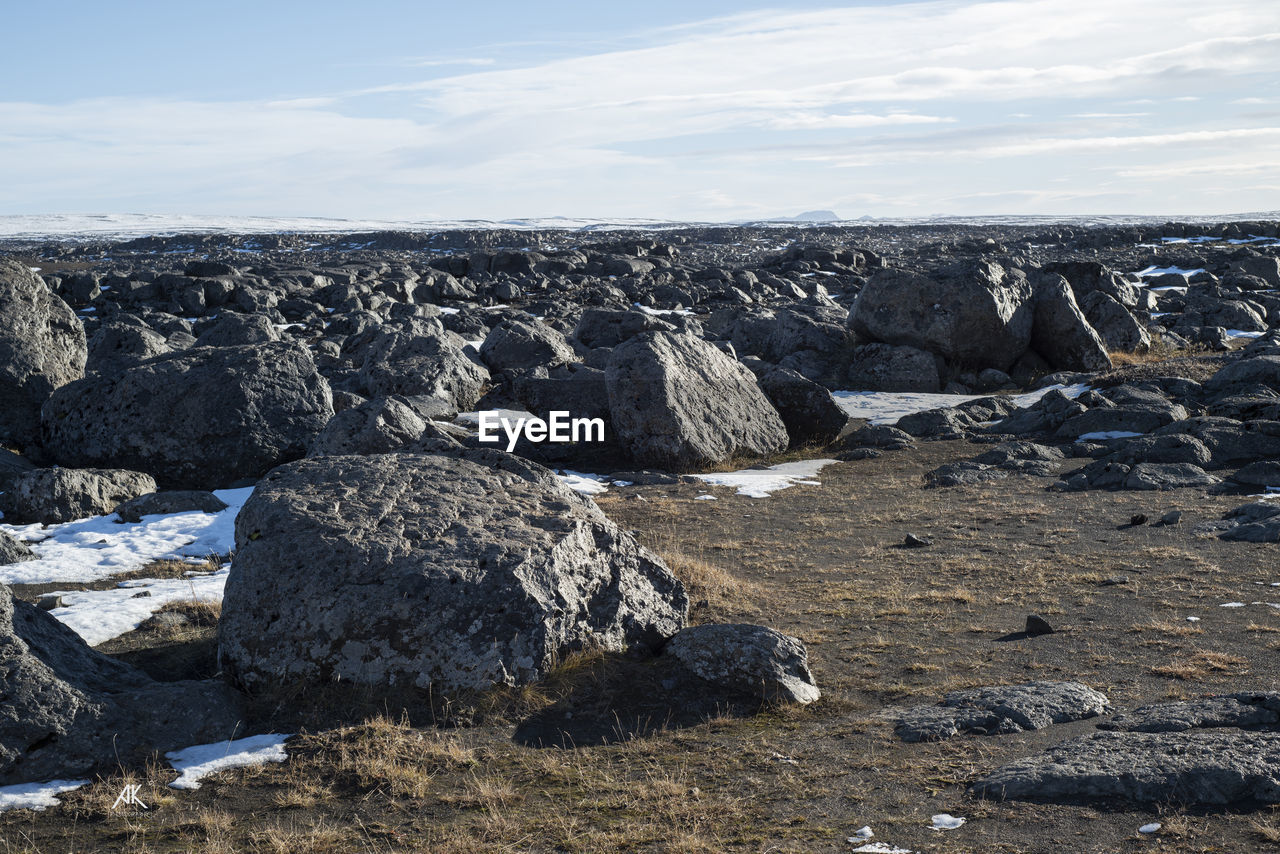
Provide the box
[4,439,1280,853]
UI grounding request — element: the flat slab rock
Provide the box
[1101,693,1280,733]
[896,681,1110,742]
[974,730,1280,805]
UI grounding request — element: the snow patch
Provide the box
[1077,431,1143,441]
[0,779,90,812]
[167,733,292,790]
[930,814,966,831]
[694,459,836,498]
[832,383,1089,426]
[48,568,229,646]
[555,470,612,495]
[0,487,252,585]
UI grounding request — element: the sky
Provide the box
[2,0,1278,222]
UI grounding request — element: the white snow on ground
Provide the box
[0,487,252,585]
[1226,329,1266,339]
[438,306,460,315]
[47,567,229,646]
[695,494,718,500]
[1139,822,1162,834]
[633,302,694,317]
[1077,431,1144,441]
[555,470,612,495]
[166,733,292,790]
[694,459,836,498]
[1135,265,1205,278]
[1149,285,1188,293]
[0,779,90,812]
[831,383,1090,426]
[930,813,966,830]
[1221,602,1247,608]
[853,844,912,854]
[848,826,874,841]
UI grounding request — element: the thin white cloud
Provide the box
[5,0,1280,218]
[404,57,496,68]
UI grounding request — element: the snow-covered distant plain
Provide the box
[4,212,1280,241]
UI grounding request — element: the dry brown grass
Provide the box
[299,714,476,800]
[656,548,762,615]
[1251,817,1280,843]
[1151,650,1249,680]
[113,555,223,582]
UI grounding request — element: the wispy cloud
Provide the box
[5,0,1280,218]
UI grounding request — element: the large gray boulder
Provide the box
[0,585,243,784]
[974,730,1280,805]
[1079,291,1151,354]
[664,624,819,704]
[1042,260,1142,308]
[479,319,576,373]
[757,367,849,446]
[845,342,941,392]
[0,468,157,525]
[42,341,333,490]
[218,451,688,693]
[0,259,86,448]
[193,312,281,347]
[85,318,172,376]
[357,319,488,410]
[1028,274,1112,372]
[848,260,1034,370]
[574,308,676,349]
[605,331,788,470]
[307,396,429,457]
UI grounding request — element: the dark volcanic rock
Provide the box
[113,490,229,523]
[924,461,1008,488]
[605,331,788,470]
[1101,694,1280,733]
[0,259,87,448]
[357,319,488,410]
[757,367,848,445]
[1028,273,1112,372]
[218,451,688,693]
[307,396,430,457]
[664,623,819,704]
[42,341,333,490]
[0,468,157,525]
[848,260,1034,371]
[896,682,1109,742]
[86,318,172,376]
[845,342,941,392]
[0,532,34,566]
[479,318,577,373]
[0,585,243,784]
[974,730,1280,805]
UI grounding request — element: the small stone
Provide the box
[903,533,932,548]
[1102,575,1130,586]
[1025,614,1055,636]
[1161,510,1183,526]
[130,590,152,598]
[1139,823,1161,834]
[1130,513,1149,526]
[36,594,63,611]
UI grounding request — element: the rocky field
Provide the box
[1,219,1280,852]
